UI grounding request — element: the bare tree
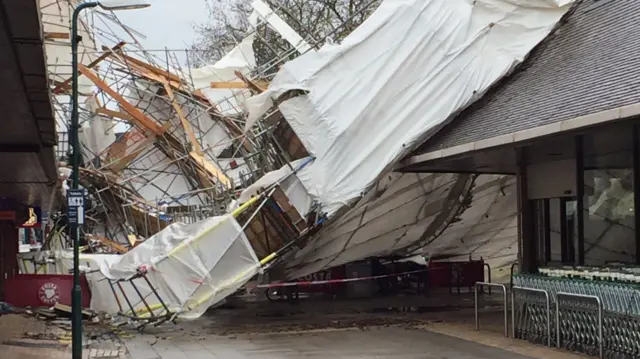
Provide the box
[191,0,380,71]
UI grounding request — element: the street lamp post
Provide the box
[70,2,150,359]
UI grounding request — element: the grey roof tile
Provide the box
[414,0,640,154]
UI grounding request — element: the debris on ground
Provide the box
[0,302,14,315]
[52,303,95,320]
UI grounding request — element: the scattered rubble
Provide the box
[0,302,14,315]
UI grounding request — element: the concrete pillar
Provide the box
[0,222,18,300]
[517,149,537,273]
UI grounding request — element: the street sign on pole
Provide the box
[67,189,85,225]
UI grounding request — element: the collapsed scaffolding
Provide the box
[24,2,640,356]
[29,0,573,328]
[34,0,339,326]
[43,0,327,245]
[101,181,308,330]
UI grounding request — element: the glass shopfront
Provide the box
[581,125,635,265]
[532,122,639,267]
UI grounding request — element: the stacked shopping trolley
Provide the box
[513,267,640,359]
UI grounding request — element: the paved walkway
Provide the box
[0,313,125,359]
[124,327,537,359]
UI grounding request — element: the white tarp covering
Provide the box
[250,0,312,54]
[287,173,519,280]
[189,0,313,117]
[245,0,575,217]
[190,33,257,115]
[229,157,314,218]
[116,79,233,206]
[57,215,261,319]
[79,96,117,159]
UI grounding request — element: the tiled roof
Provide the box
[414,0,640,155]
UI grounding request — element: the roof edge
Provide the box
[402,102,640,167]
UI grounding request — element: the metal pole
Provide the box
[597,297,603,359]
[116,282,138,318]
[511,288,515,338]
[474,282,508,337]
[71,4,150,356]
[484,263,492,295]
[555,298,560,350]
[474,282,479,331]
[503,286,507,336]
[545,292,551,348]
[71,4,98,358]
[129,278,154,318]
[108,280,124,313]
[142,274,170,316]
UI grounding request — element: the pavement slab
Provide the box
[0,313,128,359]
[123,326,539,359]
[420,322,589,359]
[117,293,586,359]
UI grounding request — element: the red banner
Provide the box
[3,274,91,308]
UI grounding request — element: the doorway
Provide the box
[534,196,578,266]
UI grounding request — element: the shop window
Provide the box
[582,125,635,265]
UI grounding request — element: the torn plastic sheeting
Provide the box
[121,147,200,206]
[189,7,260,116]
[62,215,261,319]
[125,80,233,159]
[251,0,312,54]
[244,0,575,217]
[230,157,315,218]
[54,251,139,315]
[287,172,460,277]
[286,174,518,279]
[190,33,257,116]
[79,95,116,158]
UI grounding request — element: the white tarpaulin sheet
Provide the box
[245,0,575,217]
[286,173,519,279]
[190,33,256,115]
[61,215,261,319]
[189,0,313,116]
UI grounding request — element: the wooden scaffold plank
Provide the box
[52,41,127,94]
[79,64,165,136]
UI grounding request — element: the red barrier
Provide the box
[3,274,91,308]
[426,261,450,287]
[455,260,485,287]
[427,260,485,290]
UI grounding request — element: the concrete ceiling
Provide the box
[0,0,58,210]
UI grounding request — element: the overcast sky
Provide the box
[114,0,210,64]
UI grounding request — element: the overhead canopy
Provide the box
[0,0,57,210]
